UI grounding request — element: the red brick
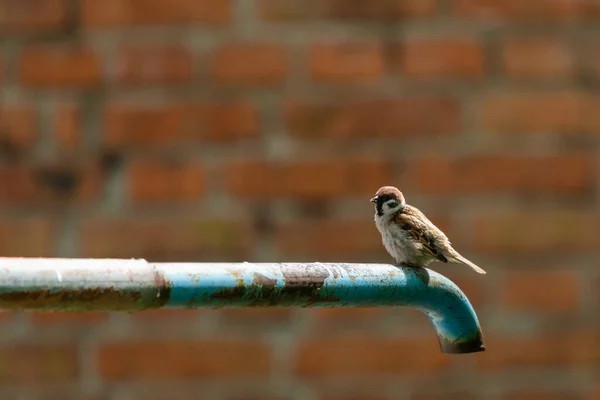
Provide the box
[0,218,56,257]
[104,101,260,149]
[212,44,287,86]
[0,163,103,205]
[408,155,591,195]
[276,220,391,261]
[448,275,486,308]
[2,389,18,400]
[595,42,600,78]
[30,312,108,326]
[328,0,438,19]
[503,271,581,312]
[0,343,78,383]
[82,0,231,27]
[130,309,204,321]
[0,106,36,152]
[501,392,581,400]
[399,37,484,78]
[128,395,236,400]
[479,92,600,134]
[596,278,600,309]
[577,95,600,133]
[201,103,260,142]
[0,0,68,33]
[411,394,477,400]
[285,98,461,139]
[309,42,384,84]
[114,45,193,86]
[133,395,286,400]
[126,160,205,204]
[583,1,600,16]
[79,218,253,261]
[475,332,599,370]
[19,46,101,88]
[219,309,294,323]
[35,394,106,400]
[227,397,291,400]
[310,308,388,322]
[226,159,392,200]
[320,397,390,400]
[294,334,450,377]
[54,103,80,150]
[453,0,582,20]
[501,37,575,78]
[258,0,437,21]
[472,211,600,255]
[0,312,14,324]
[99,340,271,380]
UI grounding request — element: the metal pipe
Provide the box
[0,257,485,354]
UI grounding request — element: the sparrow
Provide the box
[371,186,486,275]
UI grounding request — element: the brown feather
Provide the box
[394,205,449,263]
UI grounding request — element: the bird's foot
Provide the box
[396,262,430,284]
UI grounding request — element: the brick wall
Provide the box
[1,0,599,399]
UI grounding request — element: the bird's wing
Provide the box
[395,207,448,263]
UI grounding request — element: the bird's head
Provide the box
[370,186,406,217]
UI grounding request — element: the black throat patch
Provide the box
[375,194,396,217]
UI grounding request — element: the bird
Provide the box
[370,186,486,275]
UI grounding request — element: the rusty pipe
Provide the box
[0,257,485,354]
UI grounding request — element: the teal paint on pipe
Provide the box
[0,257,485,354]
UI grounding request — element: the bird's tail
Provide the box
[450,253,487,275]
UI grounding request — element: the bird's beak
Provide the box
[370,196,378,203]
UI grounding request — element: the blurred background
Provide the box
[0,0,599,399]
